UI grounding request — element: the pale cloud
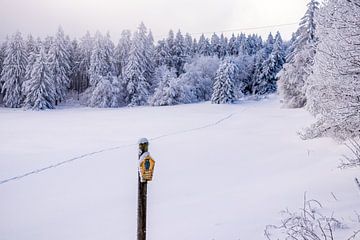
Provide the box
[0,0,310,41]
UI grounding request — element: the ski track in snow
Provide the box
[0,111,238,186]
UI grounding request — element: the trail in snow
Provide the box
[0,112,236,186]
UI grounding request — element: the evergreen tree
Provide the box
[78,31,93,91]
[251,49,267,94]
[88,32,120,107]
[228,34,239,56]
[211,58,238,104]
[114,30,132,77]
[197,34,212,56]
[123,25,152,106]
[154,39,172,68]
[219,34,228,58]
[23,35,41,97]
[184,33,194,57]
[0,32,28,108]
[0,39,8,92]
[23,47,55,110]
[211,33,221,57]
[48,27,71,104]
[277,0,319,108]
[165,30,175,68]
[172,30,187,76]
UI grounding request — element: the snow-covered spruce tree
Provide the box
[0,39,8,93]
[211,58,239,104]
[172,30,187,76]
[251,49,268,95]
[272,32,286,74]
[23,47,56,110]
[277,0,319,108]
[197,34,212,56]
[149,66,189,106]
[211,33,221,57]
[228,34,240,56]
[233,55,255,96]
[114,30,131,77]
[48,27,71,105]
[23,35,41,98]
[253,32,286,95]
[184,33,194,58]
[219,34,228,58]
[303,0,360,140]
[77,31,94,91]
[0,31,28,108]
[88,32,120,107]
[123,24,152,106]
[180,55,220,102]
[154,39,172,68]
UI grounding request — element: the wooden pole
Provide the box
[137,139,149,240]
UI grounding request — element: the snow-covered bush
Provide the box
[88,74,121,108]
[179,55,220,102]
[265,195,358,240]
[149,66,190,106]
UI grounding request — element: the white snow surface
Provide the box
[0,95,359,240]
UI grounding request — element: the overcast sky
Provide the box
[0,0,311,41]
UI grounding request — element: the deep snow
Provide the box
[0,95,359,240]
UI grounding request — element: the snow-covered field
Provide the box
[0,95,358,240]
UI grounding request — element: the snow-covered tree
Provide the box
[228,34,240,56]
[154,39,172,68]
[23,47,55,110]
[277,0,319,108]
[0,39,8,92]
[23,36,41,97]
[0,32,28,108]
[88,32,120,107]
[303,0,360,140]
[114,30,131,77]
[172,30,187,76]
[252,32,285,95]
[211,58,239,104]
[251,49,268,95]
[197,34,212,56]
[77,31,93,91]
[149,66,189,106]
[184,33,194,58]
[48,27,72,104]
[123,24,153,106]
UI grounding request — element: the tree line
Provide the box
[0,24,287,109]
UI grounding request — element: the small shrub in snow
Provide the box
[265,194,358,240]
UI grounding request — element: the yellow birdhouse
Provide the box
[139,155,155,182]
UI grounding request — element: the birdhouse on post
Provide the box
[138,138,155,182]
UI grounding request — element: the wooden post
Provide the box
[137,138,149,240]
